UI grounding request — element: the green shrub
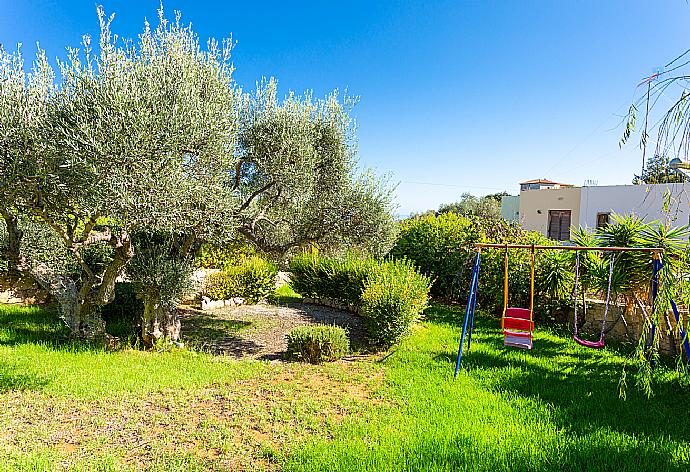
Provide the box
[290,253,431,348]
[289,252,376,305]
[203,271,235,301]
[390,213,567,317]
[204,257,277,303]
[360,259,431,347]
[286,325,350,363]
[229,256,278,303]
[195,240,257,269]
[389,213,477,299]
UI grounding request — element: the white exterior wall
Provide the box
[579,183,690,229]
[519,187,581,236]
[500,195,520,222]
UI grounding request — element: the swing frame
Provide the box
[453,243,680,378]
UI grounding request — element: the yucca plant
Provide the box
[591,214,690,396]
[536,249,574,306]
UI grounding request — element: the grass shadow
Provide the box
[447,314,690,444]
[0,363,51,392]
[0,304,72,348]
[179,310,262,357]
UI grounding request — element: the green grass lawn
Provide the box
[1,302,688,471]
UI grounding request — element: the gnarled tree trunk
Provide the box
[30,262,107,339]
[22,230,133,341]
[141,290,181,347]
[0,208,23,279]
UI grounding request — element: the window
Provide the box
[596,212,610,229]
[548,210,571,241]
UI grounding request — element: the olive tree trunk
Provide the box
[22,231,133,341]
[0,208,23,279]
[141,290,181,347]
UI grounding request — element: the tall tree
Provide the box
[437,192,502,220]
[1,6,397,344]
[236,80,398,260]
[1,7,241,340]
[0,46,54,279]
[632,154,684,184]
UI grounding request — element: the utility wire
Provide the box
[400,181,508,191]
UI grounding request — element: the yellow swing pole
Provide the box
[502,244,509,328]
[529,245,535,324]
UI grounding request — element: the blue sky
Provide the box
[1,1,688,215]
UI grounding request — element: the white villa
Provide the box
[502,179,690,241]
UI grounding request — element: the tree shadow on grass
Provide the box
[182,313,253,340]
[423,304,468,326]
[0,304,73,348]
[0,363,51,393]
[394,433,686,472]
[447,328,690,446]
[179,311,262,357]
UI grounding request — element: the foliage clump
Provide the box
[0,4,397,345]
[286,325,350,363]
[389,213,564,316]
[289,253,431,347]
[361,259,431,347]
[289,254,377,305]
[204,257,277,303]
[196,241,258,270]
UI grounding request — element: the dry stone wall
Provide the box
[0,275,50,305]
[572,299,688,356]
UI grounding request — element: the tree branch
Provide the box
[233,180,275,215]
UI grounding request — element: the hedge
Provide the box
[389,213,572,319]
[204,256,277,303]
[290,253,431,347]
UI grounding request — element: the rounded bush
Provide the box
[290,252,431,348]
[203,256,277,303]
[204,271,236,301]
[196,240,257,269]
[286,325,350,363]
[360,259,431,347]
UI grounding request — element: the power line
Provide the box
[400,180,508,191]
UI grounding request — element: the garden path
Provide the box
[179,302,366,360]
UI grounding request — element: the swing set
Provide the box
[454,243,690,377]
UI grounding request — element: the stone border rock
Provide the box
[301,297,363,316]
[200,296,247,311]
[0,275,51,305]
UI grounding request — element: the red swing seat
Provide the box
[573,336,605,349]
[503,307,534,349]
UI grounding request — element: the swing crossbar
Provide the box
[475,244,664,253]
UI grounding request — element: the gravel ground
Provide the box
[179,302,367,360]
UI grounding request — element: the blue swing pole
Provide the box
[650,257,661,348]
[467,258,481,351]
[670,299,690,362]
[454,251,481,378]
[652,256,690,362]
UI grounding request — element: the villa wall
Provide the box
[519,187,581,235]
[579,183,690,229]
[500,195,520,223]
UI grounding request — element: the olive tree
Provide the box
[236,80,398,261]
[0,46,54,279]
[1,8,242,340]
[2,6,397,345]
